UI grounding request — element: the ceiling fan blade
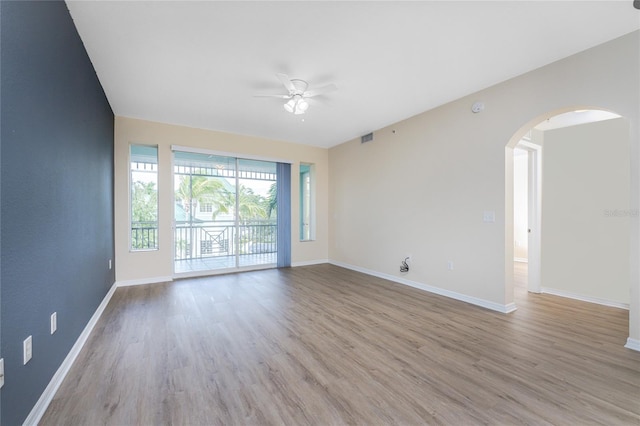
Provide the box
[276,73,296,93]
[253,94,291,99]
[304,83,338,98]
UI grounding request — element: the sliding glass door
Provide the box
[173,151,279,274]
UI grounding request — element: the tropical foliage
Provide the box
[175,176,226,219]
[131,181,158,222]
[131,180,158,249]
[175,176,277,222]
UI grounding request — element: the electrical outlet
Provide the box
[447,261,454,271]
[51,312,57,334]
[0,358,5,388]
[23,336,33,365]
[406,254,412,261]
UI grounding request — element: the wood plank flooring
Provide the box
[41,263,640,425]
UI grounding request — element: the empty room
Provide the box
[1,1,639,425]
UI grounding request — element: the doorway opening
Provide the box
[513,131,542,298]
[507,108,629,312]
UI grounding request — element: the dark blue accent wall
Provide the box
[0,1,115,424]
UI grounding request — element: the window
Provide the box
[130,144,158,250]
[300,163,315,241]
[200,202,213,213]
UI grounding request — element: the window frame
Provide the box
[129,143,159,252]
[299,162,316,241]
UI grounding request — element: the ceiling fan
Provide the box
[255,73,337,115]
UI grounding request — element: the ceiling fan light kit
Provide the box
[255,73,337,115]
[284,95,309,115]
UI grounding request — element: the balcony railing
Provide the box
[131,221,158,250]
[131,220,277,261]
[174,220,276,261]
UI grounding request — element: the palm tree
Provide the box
[266,182,277,218]
[207,184,270,222]
[237,186,268,222]
[175,175,227,220]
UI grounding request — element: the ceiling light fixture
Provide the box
[284,94,308,115]
[255,74,337,116]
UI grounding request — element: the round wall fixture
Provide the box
[471,101,485,113]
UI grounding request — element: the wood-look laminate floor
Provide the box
[41,263,640,425]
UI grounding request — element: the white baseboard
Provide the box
[541,287,629,310]
[503,302,518,313]
[115,275,173,287]
[292,259,329,267]
[23,282,118,426]
[514,257,528,263]
[624,338,640,352]
[329,260,516,314]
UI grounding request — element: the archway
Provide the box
[505,106,631,343]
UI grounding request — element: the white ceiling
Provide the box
[65,1,640,148]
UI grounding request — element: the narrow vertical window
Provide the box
[300,163,315,241]
[130,144,158,250]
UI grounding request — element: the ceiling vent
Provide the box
[361,132,374,144]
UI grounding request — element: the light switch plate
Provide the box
[483,211,496,223]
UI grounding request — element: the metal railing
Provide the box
[174,220,276,261]
[131,220,277,259]
[131,221,158,250]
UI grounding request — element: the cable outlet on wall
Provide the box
[51,312,57,334]
[23,335,33,365]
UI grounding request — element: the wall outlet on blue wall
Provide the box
[51,312,58,334]
[23,336,33,364]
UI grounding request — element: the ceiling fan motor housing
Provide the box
[290,79,309,95]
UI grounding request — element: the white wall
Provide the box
[541,118,630,306]
[114,117,329,283]
[513,148,528,261]
[329,31,639,343]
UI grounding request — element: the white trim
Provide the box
[517,139,540,151]
[23,282,118,426]
[292,259,329,267]
[116,275,173,287]
[517,139,542,294]
[514,257,528,263]
[171,144,293,165]
[129,143,159,253]
[329,260,517,314]
[624,338,640,352]
[541,287,629,310]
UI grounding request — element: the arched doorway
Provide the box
[505,107,631,340]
